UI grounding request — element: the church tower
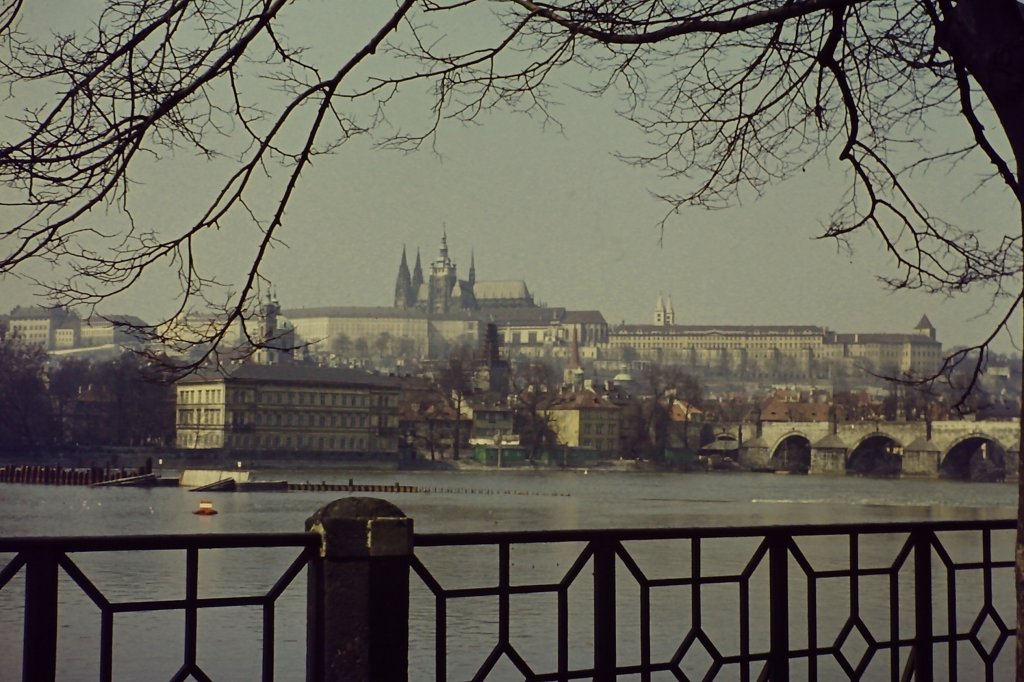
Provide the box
[254,291,294,365]
[914,314,936,340]
[428,232,458,314]
[411,249,424,298]
[654,294,675,326]
[394,246,413,309]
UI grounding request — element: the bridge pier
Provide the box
[1005,448,1019,480]
[809,434,847,475]
[901,437,941,478]
[901,450,939,477]
[809,450,846,475]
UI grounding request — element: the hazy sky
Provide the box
[2,2,1020,355]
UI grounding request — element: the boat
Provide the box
[193,500,218,515]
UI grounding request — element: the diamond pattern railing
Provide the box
[0,533,320,682]
[0,518,1015,681]
[412,519,1015,681]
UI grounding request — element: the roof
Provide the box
[84,314,149,328]
[282,306,477,322]
[178,363,402,389]
[543,389,619,411]
[829,333,938,345]
[914,315,935,331]
[613,324,824,336]
[481,307,566,324]
[473,280,531,301]
[563,310,607,325]
[759,400,830,422]
[9,305,78,321]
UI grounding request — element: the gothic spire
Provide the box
[412,248,424,292]
[394,245,413,308]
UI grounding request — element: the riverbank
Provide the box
[0,447,694,475]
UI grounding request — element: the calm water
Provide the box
[0,470,1016,680]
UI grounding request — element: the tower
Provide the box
[411,249,424,297]
[654,294,667,326]
[254,291,294,365]
[394,246,413,309]
[914,314,936,341]
[428,232,458,314]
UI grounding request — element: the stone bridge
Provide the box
[715,420,1020,479]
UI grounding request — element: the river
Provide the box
[0,470,1016,680]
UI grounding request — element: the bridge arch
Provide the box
[941,436,1007,481]
[769,433,811,473]
[847,433,904,477]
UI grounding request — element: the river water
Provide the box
[0,470,1016,680]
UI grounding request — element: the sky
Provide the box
[1,2,1021,355]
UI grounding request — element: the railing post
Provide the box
[593,539,616,682]
[767,531,789,681]
[912,529,933,680]
[306,497,413,682]
[24,548,59,682]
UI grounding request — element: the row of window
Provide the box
[231,390,396,408]
[177,408,221,425]
[580,438,618,451]
[179,388,223,405]
[228,434,371,450]
[240,411,376,429]
[177,432,381,451]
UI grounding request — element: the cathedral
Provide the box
[394,234,535,313]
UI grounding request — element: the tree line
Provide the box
[0,336,175,454]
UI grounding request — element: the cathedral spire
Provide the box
[468,249,476,286]
[394,245,413,309]
[412,248,424,293]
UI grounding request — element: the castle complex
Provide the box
[392,233,536,313]
[283,234,594,359]
[609,294,943,379]
[4,234,948,381]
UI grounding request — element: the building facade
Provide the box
[541,390,621,452]
[285,306,483,361]
[5,306,80,350]
[608,299,943,379]
[175,364,402,454]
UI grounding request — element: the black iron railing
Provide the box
[412,519,1016,681]
[0,533,320,682]
[0,517,1016,681]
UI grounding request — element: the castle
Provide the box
[393,233,535,313]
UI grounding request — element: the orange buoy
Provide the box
[193,500,218,515]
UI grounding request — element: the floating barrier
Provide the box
[288,480,419,493]
[0,464,152,487]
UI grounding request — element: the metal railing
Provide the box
[0,533,320,682]
[412,519,1016,681]
[0,517,1016,681]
